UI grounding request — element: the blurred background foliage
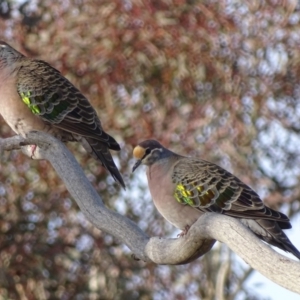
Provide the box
[0,0,300,299]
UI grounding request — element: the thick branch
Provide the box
[1,132,299,294]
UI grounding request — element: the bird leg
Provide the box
[177,225,191,237]
[29,144,37,158]
[19,141,38,158]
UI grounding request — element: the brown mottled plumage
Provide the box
[0,41,124,188]
[133,139,300,259]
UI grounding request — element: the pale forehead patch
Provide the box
[133,145,146,159]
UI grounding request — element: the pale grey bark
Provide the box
[1,132,300,294]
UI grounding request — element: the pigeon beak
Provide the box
[132,160,142,172]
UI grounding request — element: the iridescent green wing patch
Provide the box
[20,91,41,114]
[174,183,219,207]
[41,97,71,122]
[172,158,244,210]
[19,89,71,121]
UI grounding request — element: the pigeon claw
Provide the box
[177,225,190,238]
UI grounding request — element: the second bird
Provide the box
[0,41,124,188]
[132,139,300,259]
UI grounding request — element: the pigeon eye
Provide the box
[145,148,151,155]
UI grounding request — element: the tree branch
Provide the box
[1,132,299,294]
